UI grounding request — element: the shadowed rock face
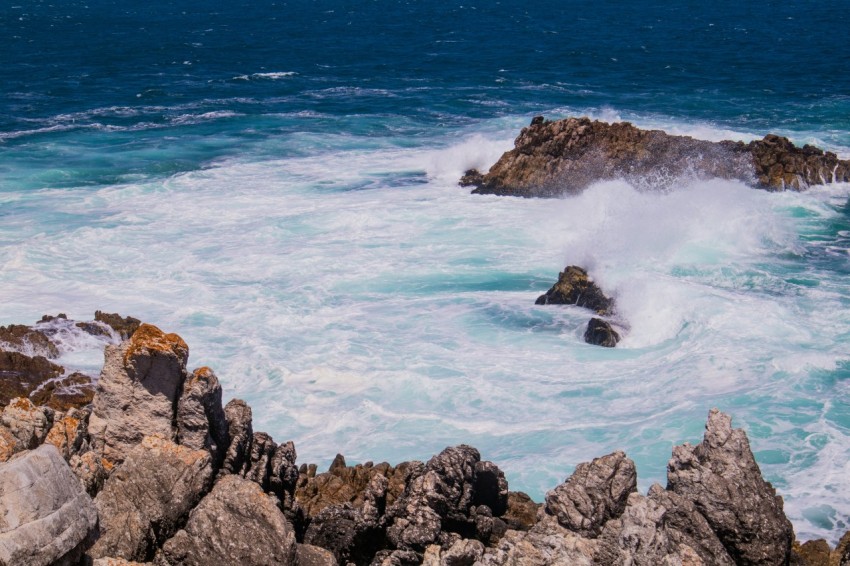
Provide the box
[464,116,850,197]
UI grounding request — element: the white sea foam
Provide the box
[2,122,849,542]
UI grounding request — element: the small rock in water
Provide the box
[584,318,620,347]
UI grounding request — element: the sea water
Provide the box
[2,0,850,543]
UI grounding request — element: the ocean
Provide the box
[2,0,849,544]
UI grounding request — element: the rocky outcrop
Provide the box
[158,474,297,565]
[0,350,64,408]
[88,324,189,467]
[0,324,59,358]
[463,116,850,197]
[0,444,98,566]
[93,311,141,341]
[89,436,213,561]
[584,318,620,348]
[30,372,95,411]
[535,266,614,315]
[176,366,228,466]
[667,408,794,565]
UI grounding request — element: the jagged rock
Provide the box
[176,366,228,465]
[44,407,89,460]
[304,503,386,565]
[0,324,59,358]
[92,559,149,566]
[792,539,830,565]
[0,350,64,407]
[0,397,54,456]
[544,450,636,537]
[94,311,142,340]
[594,486,735,565]
[667,408,794,565]
[473,460,509,516]
[478,515,599,565]
[832,531,850,565]
[69,450,107,496]
[584,318,620,347]
[89,436,213,561]
[503,491,540,531]
[297,543,338,566]
[270,440,300,505]
[243,431,278,488]
[30,372,96,411]
[442,538,485,565]
[158,474,297,565]
[370,549,422,566]
[0,444,98,566]
[219,398,253,476]
[535,266,615,315]
[464,116,850,197]
[88,324,189,467]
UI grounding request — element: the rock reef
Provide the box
[461,116,850,197]
[0,317,845,565]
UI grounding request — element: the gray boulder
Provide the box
[544,450,636,537]
[88,324,189,467]
[88,435,213,561]
[176,366,228,466]
[0,444,98,566]
[667,409,794,565]
[158,474,297,565]
[478,515,599,566]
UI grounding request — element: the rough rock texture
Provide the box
[473,460,509,516]
[479,515,599,566]
[584,318,620,348]
[44,407,89,460]
[93,311,142,341]
[534,266,615,315]
[464,116,850,197]
[88,324,189,467]
[0,324,59,358]
[0,350,64,408]
[0,444,98,566]
[667,409,794,565]
[30,372,95,411]
[89,436,213,561]
[831,531,850,565]
[158,474,297,565]
[544,450,636,537]
[0,398,54,460]
[297,543,339,566]
[175,366,228,465]
[304,503,386,565]
[219,398,253,476]
[503,491,540,531]
[793,539,830,565]
[91,559,150,566]
[69,450,107,496]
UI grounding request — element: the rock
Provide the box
[478,514,599,566]
[89,435,213,561]
[270,440,300,506]
[44,407,89,460]
[30,371,96,411]
[442,538,485,565]
[158,474,297,565]
[544,450,636,537]
[0,324,59,358]
[792,539,830,565]
[304,503,386,565]
[0,350,64,408]
[94,311,142,340]
[667,408,794,565]
[370,549,422,566]
[473,460,509,516]
[219,398,253,476]
[176,366,228,466]
[69,450,108,496]
[0,444,98,566]
[832,530,850,565]
[503,491,540,531]
[92,559,150,566]
[88,324,189,467]
[297,543,339,566]
[584,318,620,347]
[0,397,54,454]
[463,116,850,197]
[535,266,615,315]
[459,169,485,187]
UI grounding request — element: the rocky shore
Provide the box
[460,116,850,197]
[0,315,848,565]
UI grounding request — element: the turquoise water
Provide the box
[2,0,850,543]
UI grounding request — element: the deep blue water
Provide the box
[3,0,850,544]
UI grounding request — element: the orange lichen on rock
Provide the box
[123,323,189,366]
[45,415,80,455]
[0,427,18,462]
[140,434,208,466]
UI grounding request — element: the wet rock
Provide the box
[88,324,189,467]
[89,435,213,561]
[584,318,620,347]
[0,397,54,453]
[0,350,64,407]
[459,169,485,187]
[544,450,636,537]
[158,474,297,566]
[478,514,599,566]
[218,398,253,476]
[30,371,96,411]
[94,311,142,340]
[535,266,615,315]
[176,366,228,466]
[297,543,339,566]
[667,408,794,565]
[464,116,850,197]
[503,491,540,531]
[0,324,59,358]
[0,444,98,566]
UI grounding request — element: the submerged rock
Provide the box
[535,266,615,315]
[584,318,620,347]
[464,116,850,197]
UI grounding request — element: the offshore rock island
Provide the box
[0,316,847,565]
[461,116,850,197]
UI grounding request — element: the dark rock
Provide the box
[473,460,509,516]
[176,366,228,467]
[833,530,850,565]
[0,444,98,566]
[792,538,830,565]
[30,371,96,411]
[503,491,540,531]
[219,398,253,476]
[158,474,297,566]
[535,266,615,315]
[75,321,112,338]
[370,549,421,566]
[463,116,850,197]
[297,543,339,566]
[304,504,386,565]
[544,450,636,537]
[89,435,214,561]
[94,311,142,341]
[584,318,620,347]
[459,169,485,187]
[667,408,794,565]
[0,324,59,358]
[0,350,64,407]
